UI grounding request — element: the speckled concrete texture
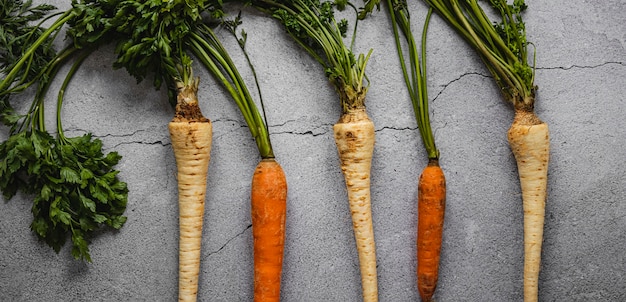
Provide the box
[1,0,625,301]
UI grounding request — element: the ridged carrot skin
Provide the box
[417,159,446,302]
[169,81,212,302]
[251,158,288,302]
[333,108,378,302]
[507,109,550,302]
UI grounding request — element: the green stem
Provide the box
[0,10,73,92]
[388,3,415,102]
[257,0,371,112]
[424,0,474,45]
[57,49,93,142]
[227,25,274,157]
[420,9,437,159]
[196,30,250,110]
[423,0,535,104]
[15,45,77,135]
[346,2,360,51]
[191,27,274,158]
[388,0,438,159]
[467,1,517,65]
[258,0,326,66]
[501,2,525,60]
[14,11,67,87]
[449,2,518,94]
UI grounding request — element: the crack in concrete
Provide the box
[66,61,624,146]
[432,71,491,102]
[537,61,625,71]
[267,119,294,128]
[212,117,249,127]
[270,119,333,137]
[272,130,326,136]
[65,127,148,139]
[376,125,418,132]
[222,121,425,136]
[98,128,148,139]
[273,124,426,135]
[429,61,624,102]
[271,128,331,137]
[111,140,169,149]
[62,127,170,149]
[205,224,252,258]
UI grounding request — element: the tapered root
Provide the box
[333,109,378,302]
[507,110,550,302]
[251,158,288,302]
[417,160,446,302]
[169,121,213,302]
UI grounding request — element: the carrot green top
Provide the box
[254,0,373,114]
[188,23,276,159]
[387,0,439,160]
[423,0,536,111]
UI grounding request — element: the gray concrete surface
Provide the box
[1,0,625,301]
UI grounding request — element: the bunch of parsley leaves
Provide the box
[0,0,127,262]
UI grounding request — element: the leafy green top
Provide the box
[73,0,276,157]
[255,0,373,114]
[0,0,57,83]
[0,0,128,261]
[423,0,536,110]
[110,0,278,158]
[66,0,124,48]
[0,0,282,262]
[105,0,206,98]
[0,131,128,262]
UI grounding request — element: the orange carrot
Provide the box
[190,24,289,301]
[333,108,378,302]
[255,0,378,298]
[251,158,288,302]
[386,3,446,300]
[417,160,446,302]
[507,108,550,302]
[168,72,212,302]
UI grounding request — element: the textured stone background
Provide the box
[1,0,625,301]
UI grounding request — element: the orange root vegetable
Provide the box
[251,158,288,302]
[333,108,378,302]
[507,109,550,302]
[168,78,212,302]
[417,159,446,302]
[385,3,445,299]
